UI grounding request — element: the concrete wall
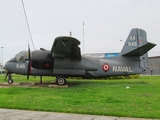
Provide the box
[143,56,160,75]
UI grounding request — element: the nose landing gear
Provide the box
[4,73,13,84]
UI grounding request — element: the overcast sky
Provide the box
[0,0,160,64]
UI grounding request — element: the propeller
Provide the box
[27,45,31,79]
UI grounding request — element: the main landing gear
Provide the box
[37,75,67,85]
[56,75,66,86]
[4,73,13,84]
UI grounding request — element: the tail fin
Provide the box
[121,28,156,56]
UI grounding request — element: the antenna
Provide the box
[120,40,124,42]
[21,0,35,50]
[70,31,72,36]
[83,22,85,54]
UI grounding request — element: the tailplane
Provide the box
[121,28,156,56]
[121,28,156,71]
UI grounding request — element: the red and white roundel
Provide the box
[102,64,110,72]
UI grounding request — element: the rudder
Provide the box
[121,28,156,56]
[120,28,156,71]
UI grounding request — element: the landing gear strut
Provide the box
[4,73,13,84]
[40,76,42,84]
[56,76,66,85]
[8,74,13,84]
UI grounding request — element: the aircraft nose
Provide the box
[4,59,17,72]
[5,61,11,72]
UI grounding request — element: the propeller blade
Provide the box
[28,45,31,60]
[27,62,31,79]
[27,45,31,79]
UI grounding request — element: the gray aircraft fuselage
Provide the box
[4,28,156,85]
[5,53,141,78]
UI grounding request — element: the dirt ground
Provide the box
[0,82,69,88]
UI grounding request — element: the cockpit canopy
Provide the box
[14,51,31,62]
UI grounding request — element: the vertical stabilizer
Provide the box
[120,28,156,70]
[121,28,147,56]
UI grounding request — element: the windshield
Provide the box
[14,51,30,62]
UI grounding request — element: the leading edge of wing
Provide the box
[50,36,81,60]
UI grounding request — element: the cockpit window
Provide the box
[14,51,30,62]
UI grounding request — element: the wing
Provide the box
[50,36,81,60]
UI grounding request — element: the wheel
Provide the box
[8,79,13,84]
[56,77,66,85]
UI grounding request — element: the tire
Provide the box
[8,79,13,84]
[56,77,66,85]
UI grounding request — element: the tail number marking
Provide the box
[16,64,25,69]
[130,36,136,40]
[129,36,137,46]
[128,42,137,46]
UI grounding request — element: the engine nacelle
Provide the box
[31,50,54,70]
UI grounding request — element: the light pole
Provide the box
[1,47,4,74]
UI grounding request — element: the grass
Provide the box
[0,74,160,118]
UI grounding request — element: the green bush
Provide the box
[69,74,140,80]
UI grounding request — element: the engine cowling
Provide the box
[31,50,54,70]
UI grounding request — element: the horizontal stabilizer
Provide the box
[122,42,156,56]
